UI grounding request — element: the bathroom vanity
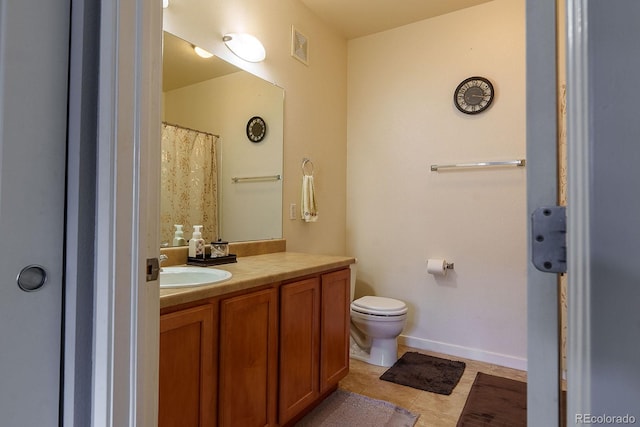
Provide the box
[159,252,355,427]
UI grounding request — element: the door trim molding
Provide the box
[92,0,161,425]
[566,0,592,419]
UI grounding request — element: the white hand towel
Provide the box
[301,175,318,222]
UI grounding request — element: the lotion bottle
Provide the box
[172,224,186,246]
[189,225,205,258]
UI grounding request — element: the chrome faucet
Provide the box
[159,254,168,271]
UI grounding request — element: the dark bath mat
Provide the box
[456,372,526,426]
[379,351,465,395]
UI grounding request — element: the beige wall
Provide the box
[163,0,348,255]
[347,0,527,368]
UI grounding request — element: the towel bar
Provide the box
[231,174,282,183]
[430,159,526,172]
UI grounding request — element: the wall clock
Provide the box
[246,116,266,143]
[453,76,494,115]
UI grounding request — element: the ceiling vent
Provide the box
[291,26,309,65]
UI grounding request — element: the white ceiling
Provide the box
[300,0,494,39]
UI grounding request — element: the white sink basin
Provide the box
[160,266,232,288]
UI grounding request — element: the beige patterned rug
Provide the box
[295,389,419,427]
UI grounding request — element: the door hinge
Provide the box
[531,206,567,274]
[147,257,160,282]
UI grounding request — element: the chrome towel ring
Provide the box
[302,158,314,176]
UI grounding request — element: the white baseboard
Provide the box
[399,335,527,371]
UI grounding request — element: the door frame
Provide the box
[66,0,162,424]
[565,0,640,420]
[63,0,99,423]
[526,0,562,424]
[565,0,591,420]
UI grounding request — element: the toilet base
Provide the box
[349,336,399,367]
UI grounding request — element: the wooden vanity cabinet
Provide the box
[218,287,278,427]
[278,268,350,425]
[319,269,351,392]
[159,266,351,427]
[278,278,321,424]
[159,303,217,427]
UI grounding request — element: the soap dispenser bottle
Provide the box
[189,225,205,258]
[172,224,186,246]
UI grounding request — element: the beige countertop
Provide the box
[160,252,356,309]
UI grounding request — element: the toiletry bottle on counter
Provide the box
[173,224,186,246]
[211,239,229,258]
[189,225,205,258]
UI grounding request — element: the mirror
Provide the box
[161,31,284,245]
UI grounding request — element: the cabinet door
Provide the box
[320,269,351,392]
[279,278,320,424]
[159,304,216,427]
[219,288,278,427]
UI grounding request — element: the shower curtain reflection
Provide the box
[161,123,218,245]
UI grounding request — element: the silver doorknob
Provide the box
[16,265,47,292]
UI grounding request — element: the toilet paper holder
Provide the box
[426,258,455,276]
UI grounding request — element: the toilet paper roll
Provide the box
[427,258,448,276]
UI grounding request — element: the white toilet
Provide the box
[349,263,408,367]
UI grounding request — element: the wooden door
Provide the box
[319,269,350,393]
[159,304,217,427]
[279,278,320,424]
[219,288,278,427]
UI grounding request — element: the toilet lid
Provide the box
[351,296,408,316]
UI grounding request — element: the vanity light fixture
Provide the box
[193,46,214,59]
[222,33,266,63]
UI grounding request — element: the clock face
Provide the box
[454,77,494,114]
[246,116,266,142]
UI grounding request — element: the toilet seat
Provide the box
[351,296,408,317]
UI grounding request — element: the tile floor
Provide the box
[338,344,528,427]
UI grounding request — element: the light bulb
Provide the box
[193,46,214,59]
